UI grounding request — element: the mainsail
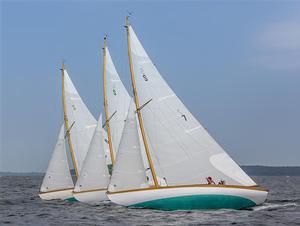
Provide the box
[127,24,256,186]
[40,124,74,193]
[73,114,110,192]
[108,101,148,192]
[103,44,131,163]
[63,69,97,175]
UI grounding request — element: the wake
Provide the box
[252,202,297,211]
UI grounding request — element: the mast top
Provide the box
[125,15,130,28]
[61,60,65,70]
[103,34,107,49]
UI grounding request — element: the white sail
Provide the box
[105,47,131,155]
[108,100,148,192]
[40,124,74,192]
[128,25,256,186]
[64,70,97,173]
[74,114,110,192]
[103,129,112,165]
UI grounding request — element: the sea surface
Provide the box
[0,176,299,226]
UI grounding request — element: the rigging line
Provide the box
[64,121,75,138]
[102,110,117,128]
[135,99,152,113]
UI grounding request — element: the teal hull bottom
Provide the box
[65,197,78,202]
[130,194,256,210]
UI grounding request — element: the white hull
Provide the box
[73,189,108,205]
[108,186,268,210]
[39,188,74,201]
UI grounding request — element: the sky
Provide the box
[1,1,300,172]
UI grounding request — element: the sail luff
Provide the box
[61,61,79,178]
[103,37,115,165]
[125,17,159,188]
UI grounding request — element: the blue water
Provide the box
[0,176,299,225]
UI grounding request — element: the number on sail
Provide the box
[143,74,148,81]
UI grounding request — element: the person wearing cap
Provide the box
[206,176,216,185]
[218,179,225,185]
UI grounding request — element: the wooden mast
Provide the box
[125,17,159,188]
[61,61,79,178]
[103,36,116,166]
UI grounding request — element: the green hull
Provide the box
[65,197,78,202]
[130,195,256,210]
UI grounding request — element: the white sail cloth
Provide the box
[103,129,111,165]
[108,100,148,192]
[128,25,256,186]
[74,114,110,192]
[40,124,74,192]
[64,70,97,173]
[105,47,131,156]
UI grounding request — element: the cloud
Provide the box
[251,17,300,71]
[260,21,300,51]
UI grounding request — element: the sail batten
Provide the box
[128,25,256,187]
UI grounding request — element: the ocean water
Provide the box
[0,176,299,226]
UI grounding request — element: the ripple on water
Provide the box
[0,176,300,226]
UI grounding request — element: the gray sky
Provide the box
[1,1,300,172]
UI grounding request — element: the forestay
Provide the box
[108,100,148,192]
[40,124,74,192]
[74,114,110,192]
[64,70,97,173]
[128,25,256,186]
[105,47,131,155]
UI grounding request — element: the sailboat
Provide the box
[107,18,268,210]
[72,37,131,204]
[39,124,74,200]
[73,114,111,204]
[40,63,97,200]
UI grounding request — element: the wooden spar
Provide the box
[125,17,159,188]
[102,36,116,166]
[61,61,79,178]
